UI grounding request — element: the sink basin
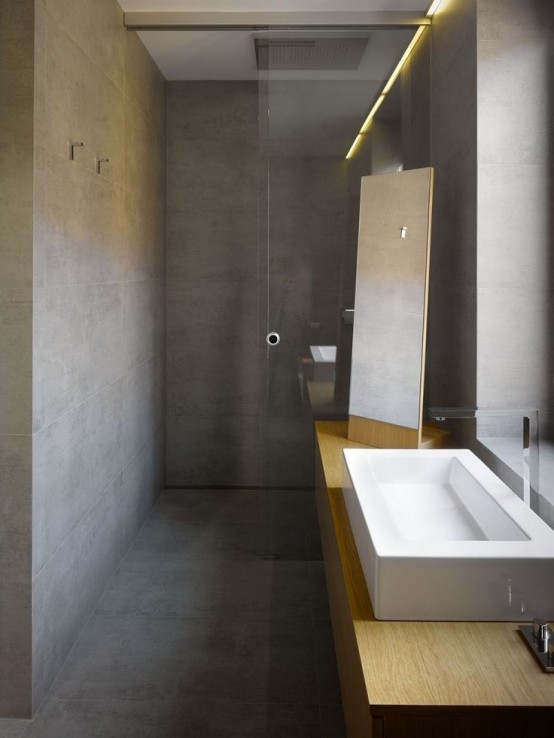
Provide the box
[343,448,554,621]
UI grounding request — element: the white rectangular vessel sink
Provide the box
[310,345,337,363]
[343,449,554,621]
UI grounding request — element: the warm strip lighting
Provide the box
[426,0,445,17]
[382,26,425,94]
[345,25,427,160]
[360,95,386,134]
[345,133,364,160]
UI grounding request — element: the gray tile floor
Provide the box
[1,489,346,737]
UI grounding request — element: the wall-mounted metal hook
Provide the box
[400,226,408,239]
[95,158,109,174]
[70,142,84,160]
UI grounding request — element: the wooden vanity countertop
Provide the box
[315,420,554,708]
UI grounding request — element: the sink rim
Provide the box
[343,448,554,559]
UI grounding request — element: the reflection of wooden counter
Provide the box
[315,420,554,738]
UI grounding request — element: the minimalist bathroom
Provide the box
[0,0,553,736]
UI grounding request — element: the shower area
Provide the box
[158,26,416,495]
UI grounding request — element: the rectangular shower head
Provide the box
[254,35,369,71]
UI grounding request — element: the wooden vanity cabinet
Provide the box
[314,421,554,738]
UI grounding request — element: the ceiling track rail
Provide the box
[124,11,430,30]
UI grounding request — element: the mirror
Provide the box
[348,167,434,448]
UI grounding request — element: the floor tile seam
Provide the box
[90,613,317,621]
[88,613,320,623]
[42,696,323,707]
[144,517,310,527]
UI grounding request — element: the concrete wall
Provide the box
[29,0,166,713]
[166,81,354,489]
[476,0,554,437]
[166,82,260,488]
[0,0,34,717]
[350,5,478,417]
[428,0,478,413]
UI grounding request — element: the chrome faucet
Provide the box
[428,406,540,514]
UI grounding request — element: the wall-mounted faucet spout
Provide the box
[428,407,540,515]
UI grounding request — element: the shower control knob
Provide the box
[266,332,280,347]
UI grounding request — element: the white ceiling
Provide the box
[139,28,414,81]
[120,1,426,11]
[122,1,424,157]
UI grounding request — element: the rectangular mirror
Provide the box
[349,167,433,448]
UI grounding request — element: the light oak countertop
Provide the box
[315,420,554,709]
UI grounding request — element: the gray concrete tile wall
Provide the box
[32,474,127,709]
[32,380,124,576]
[344,4,477,415]
[166,82,353,487]
[27,0,166,715]
[33,284,124,431]
[427,0,478,412]
[477,0,554,429]
[0,0,34,718]
[166,82,260,488]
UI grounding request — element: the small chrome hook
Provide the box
[70,142,84,160]
[96,157,109,174]
[400,226,408,239]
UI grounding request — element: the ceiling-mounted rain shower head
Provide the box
[254,35,369,71]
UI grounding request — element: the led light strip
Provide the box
[345,0,446,160]
[426,0,445,17]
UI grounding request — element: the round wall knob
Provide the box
[266,332,280,346]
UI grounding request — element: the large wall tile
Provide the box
[0,580,31,717]
[477,163,549,290]
[18,0,166,719]
[167,141,258,211]
[33,380,123,576]
[124,105,164,199]
[0,435,31,583]
[477,0,552,40]
[124,279,163,372]
[121,432,163,550]
[32,474,125,709]
[0,0,34,718]
[167,81,258,143]
[42,152,125,287]
[478,38,549,167]
[0,0,34,290]
[477,285,550,409]
[166,82,353,487]
[427,0,478,410]
[166,205,257,283]
[123,355,163,466]
[123,190,164,282]
[0,289,32,434]
[44,0,125,90]
[476,0,553,425]
[166,415,260,488]
[33,284,124,431]
[44,17,124,187]
[124,32,165,132]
